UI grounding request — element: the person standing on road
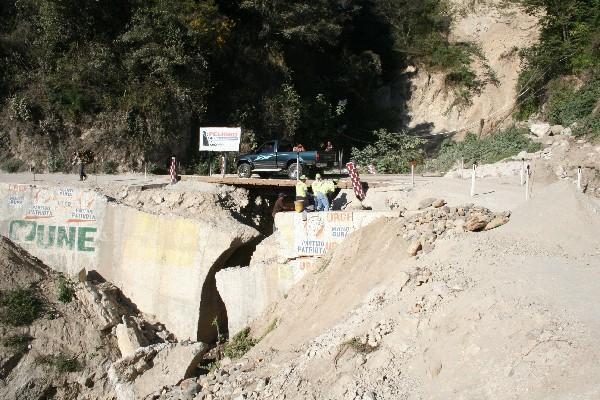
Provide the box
[73,151,87,181]
[296,175,308,210]
[312,173,329,211]
[322,178,336,210]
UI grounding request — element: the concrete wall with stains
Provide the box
[217,210,398,336]
[0,183,259,341]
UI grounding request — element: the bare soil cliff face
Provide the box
[405,0,540,136]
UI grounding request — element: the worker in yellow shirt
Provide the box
[312,173,329,211]
[322,178,336,210]
[296,175,308,211]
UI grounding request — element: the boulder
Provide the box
[465,214,490,232]
[407,240,422,256]
[550,125,564,135]
[561,127,573,136]
[115,317,146,358]
[76,282,123,331]
[432,199,446,208]
[529,122,551,137]
[180,378,201,397]
[109,342,209,400]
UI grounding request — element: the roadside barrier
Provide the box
[346,162,365,201]
[169,157,177,184]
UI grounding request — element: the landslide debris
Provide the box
[149,183,600,400]
[0,236,210,400]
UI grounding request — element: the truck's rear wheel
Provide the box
[287,163,302,180]
[237,163,252,178]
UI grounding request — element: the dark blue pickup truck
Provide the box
[237,140,337,179]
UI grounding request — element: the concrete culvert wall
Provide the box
[197,236,264,342]
[0,183,260,341]
[216,210,400,336]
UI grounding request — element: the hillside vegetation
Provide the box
[0,0,482,172]
[516,0,600,139]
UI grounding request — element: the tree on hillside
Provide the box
[516,0,600,119]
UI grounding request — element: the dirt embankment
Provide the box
[246,182,600,399]
[147,181,600,400]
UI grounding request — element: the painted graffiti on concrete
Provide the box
[294,212,354,256]
[67,208,96,222]
[276,210,398,259]
[9,220,97,252]
[8,195,24,207]
[25,205,53,219]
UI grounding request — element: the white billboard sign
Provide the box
[199,127,241,152]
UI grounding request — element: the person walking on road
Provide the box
[312,173,329,211]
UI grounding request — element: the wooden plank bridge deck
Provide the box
[180,175,363,189]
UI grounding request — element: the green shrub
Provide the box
[36,354,81,373]
[47,153,67,173]
[574,113,600,140]
[223,327,256,359]
[546,77,600,126]
[193,158,221,176]
[0,158,24,173]
[0,288,43,326]
[351,129,426,174]
[102,160,118,174]
[57,275,75,303]
[425,127,542,173]
[147,162,167,175]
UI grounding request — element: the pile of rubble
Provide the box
[146,357,272,400]
[396,197,510,256]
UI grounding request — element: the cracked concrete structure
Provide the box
[217,210,399,336]
[0,183,259,341]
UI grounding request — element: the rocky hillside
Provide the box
[0,236,214,400]
[404,0,540,136]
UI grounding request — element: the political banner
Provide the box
[199,127,241,152]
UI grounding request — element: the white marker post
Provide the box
[144,163,147,181]
[296,152,300,182]
[411,163,415,187]
[525,165,530,200]
[577,166,582,191]
[221,154,226,178]
[470,164,476,197]
[461,157,465,180]
[520,158,525,186]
